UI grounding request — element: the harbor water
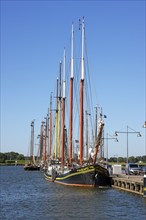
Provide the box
[0,166,146,220]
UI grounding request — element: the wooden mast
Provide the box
[62,48,66,167]
[95,106,98,144]
[44,113,49,163]
[41,121,46,162]
[58,62,62,158]
[38,122,43,161]
[55,78,59,159]
[47,108,50,159]
[30,120,34,163]
[79,17,85,165]
[44,118,47,162]
[85,111,89,160]
[49,93,52,157]
[69,22,74,164]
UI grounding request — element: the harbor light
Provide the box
[143,121,146,128]
[114,126,142,164]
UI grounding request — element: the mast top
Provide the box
[70,22,74,79]
[63,48,66,99]
[81,17,85,80]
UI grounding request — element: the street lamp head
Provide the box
[143,121,146,128]
[137,132,142,137]
[114,132,118,137]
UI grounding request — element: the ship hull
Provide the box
[24,165,40,171]
[45,163,111,187]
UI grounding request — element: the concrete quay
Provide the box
[111,174,144,196]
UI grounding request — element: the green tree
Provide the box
[0,153,6,163]
[128,156,137,163]
[118,157,124,163]
[0,152,25,163]
[17,154,25,160]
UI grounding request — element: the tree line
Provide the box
[108,155,146,163]
[0,152,25,163]
[0,151,146,163]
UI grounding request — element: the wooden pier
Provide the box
[111,175,144,196]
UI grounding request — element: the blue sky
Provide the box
[1,0,146,158]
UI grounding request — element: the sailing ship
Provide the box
[24,121,40,171]
[44,18,111,187]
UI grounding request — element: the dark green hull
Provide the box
[24,165,40,171]
[45,163,111,187]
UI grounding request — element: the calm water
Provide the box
[0,166,146,220]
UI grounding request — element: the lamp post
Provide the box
[115,126,141,164]
[104,133,118,168]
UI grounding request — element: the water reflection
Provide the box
[1,166,146,220]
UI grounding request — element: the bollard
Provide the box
[144,174,146,197]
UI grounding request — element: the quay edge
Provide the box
[111,174,145,196]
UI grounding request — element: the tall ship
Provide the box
[43,18,111,187]
[24,121,40,171]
